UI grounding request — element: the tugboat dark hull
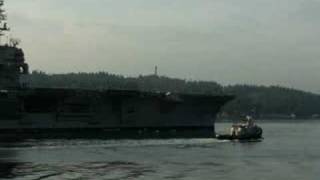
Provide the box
[216,134,263,141]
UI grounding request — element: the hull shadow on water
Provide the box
[0,148,20,179]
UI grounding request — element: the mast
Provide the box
[0,0,9,43]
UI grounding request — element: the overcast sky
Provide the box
[4,0,320,93]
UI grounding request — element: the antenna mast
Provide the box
[0,0,9,44]
[154,66,158,76]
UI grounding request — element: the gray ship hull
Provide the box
[0,127,215,141]
[0,88,233,140]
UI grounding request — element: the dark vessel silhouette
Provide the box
[0,0,233,139]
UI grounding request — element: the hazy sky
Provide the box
[4,0,320,92]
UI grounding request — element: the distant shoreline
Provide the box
[216,118,320,123]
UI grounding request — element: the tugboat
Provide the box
[216,116,263,141]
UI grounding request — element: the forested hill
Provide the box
[25,71,223,94]
[222,85,320,119]
[25,71,320,119]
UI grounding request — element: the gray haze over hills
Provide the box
[5,0,320,93]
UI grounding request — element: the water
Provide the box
[0,121,319,179]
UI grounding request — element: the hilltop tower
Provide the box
[0,0,28,89]
[154,66,158,76]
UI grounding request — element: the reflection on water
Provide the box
[0,121,319,179]
[0,161,155,180]
[0,148,18,178]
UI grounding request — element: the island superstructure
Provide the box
[0,0,233,139]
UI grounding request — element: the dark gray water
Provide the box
[0,121,319,180]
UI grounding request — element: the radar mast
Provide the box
[0,0,9,37]
[0,0,18,46]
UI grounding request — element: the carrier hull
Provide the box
[0,127,216,141]
[0,88,233,140]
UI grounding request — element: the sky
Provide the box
[4,0,320,93]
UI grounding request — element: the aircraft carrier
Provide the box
[0,0,233,139]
